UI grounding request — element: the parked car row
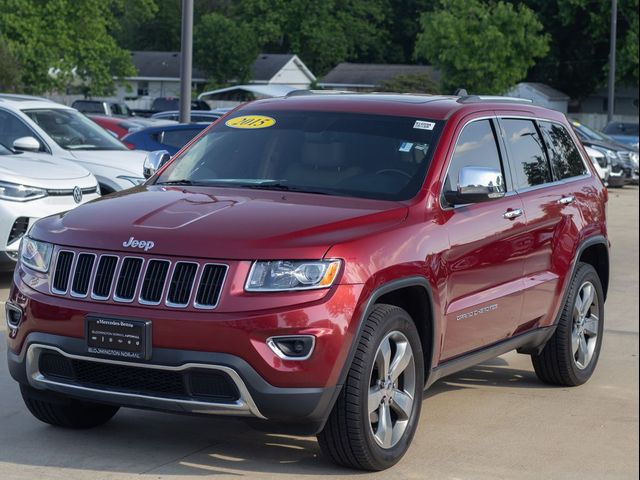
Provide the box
[571,120,639,187]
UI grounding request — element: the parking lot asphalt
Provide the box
[0,187,638,480]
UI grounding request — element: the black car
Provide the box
[571,120,639,187]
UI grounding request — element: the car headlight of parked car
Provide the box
[245,260,341,291]
[629,151,639,166]
[117,175,146,186]
[0,181,47,201]
[19,236,53,272]
[590,146,617,165]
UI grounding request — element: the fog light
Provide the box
[267,335,315,360]
[6,302,23,329]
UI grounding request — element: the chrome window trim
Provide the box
[112,256,145,303]
[50,250,76,295]
[165,261,200,308]
[90,254,120,301]
[138,259,172,306]
[25,344,266,419]
[193,263,229,310]
[440,114,593,211]
[69,252,97,299]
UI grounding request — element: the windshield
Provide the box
[0,142,12,155]
[156,110,442,201]
[572,121,612,142]
[23,108,127,150]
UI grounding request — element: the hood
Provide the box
[31,186,408,259]
[67,149,147,177]
[0,152,94,188]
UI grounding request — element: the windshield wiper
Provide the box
[155,179,194,186]
[238,182,330,195]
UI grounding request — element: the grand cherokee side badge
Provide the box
[122,236,155,251]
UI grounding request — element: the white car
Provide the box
[0,143,99,270]
[584,145,611,186]
[0,94,147,193]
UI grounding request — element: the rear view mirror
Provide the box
[445,166,505,205]
[143,150,171,179]
[13,136,41,153]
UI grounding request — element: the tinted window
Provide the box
[502,119,551,189]
[444,120,503,193]
[539,121,588,179]
[0,109,38,149]
[191,114,219,123]
[152,98,178,111]
[24,109,127,150]
[156,111,442,201]
[160,128,203,149]
[72,101,104,114]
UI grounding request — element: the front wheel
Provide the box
[531,262,604,386]
[317,304,424,470]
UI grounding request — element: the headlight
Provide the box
[245,260,341,292]
[0,181,47,202]
[19,237,53,272]
[591,146,617,165]
[629,151,639,165]
[117,175,145,186]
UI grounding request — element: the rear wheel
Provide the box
[20,385,119,429]
[317,304,424,470]
[531,263,604,386]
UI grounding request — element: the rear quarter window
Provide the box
[538,121,588,180]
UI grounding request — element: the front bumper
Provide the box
[8,332,338,433]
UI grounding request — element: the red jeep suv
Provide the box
[6,94,609,470]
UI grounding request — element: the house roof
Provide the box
[130,51,206,80]
[250,54,316,83]
[319,63,440,87]
[517,82,569,101]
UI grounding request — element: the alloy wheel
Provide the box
[572,281,600,370]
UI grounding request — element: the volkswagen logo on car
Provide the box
[72,186,83,204]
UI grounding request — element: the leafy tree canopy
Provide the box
[379,73,440,94]
[0,0,134,95]
[414,0,549,94]
[0,38,22,91]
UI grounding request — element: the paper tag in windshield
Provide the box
[226,115,276,129]
[399,142,413,152]
[413,120,435,130]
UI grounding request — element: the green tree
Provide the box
[414,0,549,94]
[520,0,639,97]
[0,38,22,91]
[194,13,258,86]
[0,0,134,95]
[379,73,440,93]
[234,0,392,75]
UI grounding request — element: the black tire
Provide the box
[317,304,424,471]
[531,262,604,386]
[20,385,119,429]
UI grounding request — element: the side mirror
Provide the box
[444,166,505,206]
[143,150,171,179]
[13,136,41,152]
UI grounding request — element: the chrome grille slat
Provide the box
[167,262,198,307]
[140,260,170,305]
[70,253,96,297]
[92,255,118,299]
[195,264,228,309]
[50,250,226,309]
[52,251,74,294]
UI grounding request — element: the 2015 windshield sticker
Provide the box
[226,115,276,129]
[413,120,435,130]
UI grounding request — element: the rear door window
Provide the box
[501,119,552,189]
[538,121,588,180]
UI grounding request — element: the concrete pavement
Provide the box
[0,187,637,479]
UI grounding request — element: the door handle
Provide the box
[503,208,524,220]
[558,195,575,205]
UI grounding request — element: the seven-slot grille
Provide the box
[50,250,227,309]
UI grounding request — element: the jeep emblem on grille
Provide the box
[122,236,155,251]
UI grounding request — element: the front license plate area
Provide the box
[86,316,151,360]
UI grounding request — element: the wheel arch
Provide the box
[577,237,610,300]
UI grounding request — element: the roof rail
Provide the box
[0,93,52,103]
[457,95,533,104]
[285,89,354,97]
